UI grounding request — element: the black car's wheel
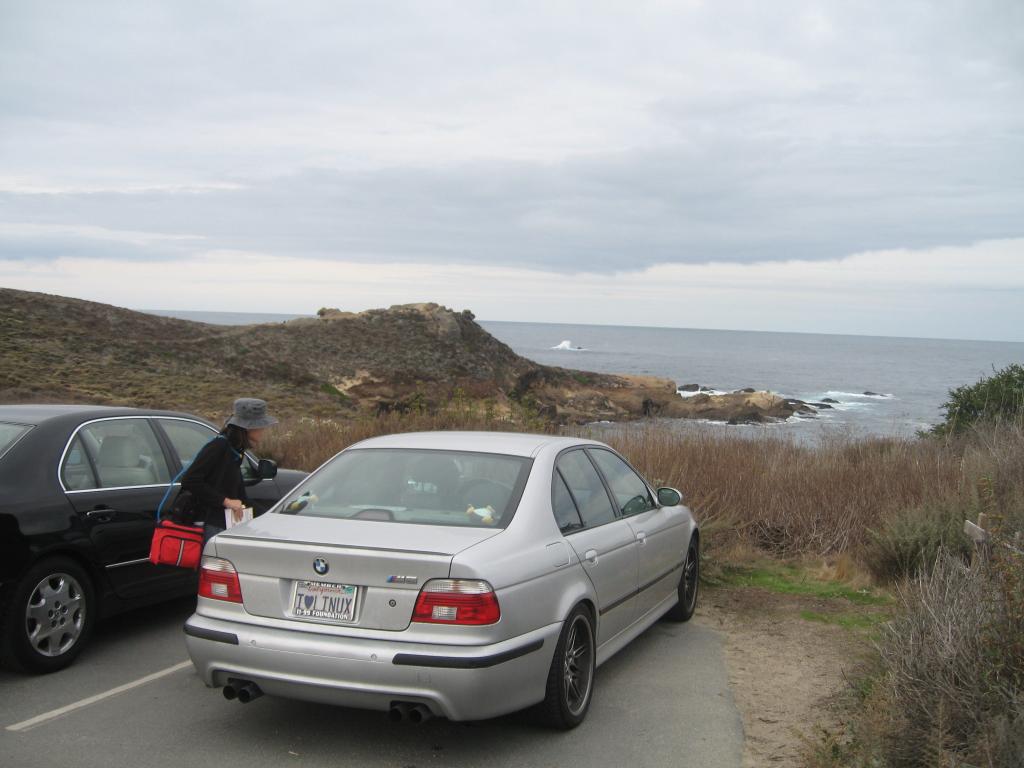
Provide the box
[1,557,95,673]
[664,536,699,623]
[538,604,596,729]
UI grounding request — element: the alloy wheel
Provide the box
[682,544,699,613]
[24,573,86,657]
[562,614,594,716]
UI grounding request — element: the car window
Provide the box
[0,422,31,459]
[157,419,217,469]
[552,470,584,533]
[279,448,532,528]
[80,420,171,488]
[588,449,655,516]
[61,435,98,491]
[157,419,260,478]
[555,450,616,527]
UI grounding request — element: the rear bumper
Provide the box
[183,613,559,721]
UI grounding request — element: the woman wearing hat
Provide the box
[181,398,278,543]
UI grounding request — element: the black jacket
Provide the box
[180,435,247,528]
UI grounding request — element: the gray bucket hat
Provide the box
[226,398,278,430]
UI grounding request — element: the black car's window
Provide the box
[157,419,260,479]
[552,470,584,533]
[588,449,655,516]
[62,435,98,491]
[555,450,616,527]
[0,422,30,459]
[80,420,171,488]
[279,449,531,528]
[157,419,217,469]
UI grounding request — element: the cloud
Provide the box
[2,128,1022,273]
[0,1,1021,335]
[1,238,1021,341]
[0,222,203,262]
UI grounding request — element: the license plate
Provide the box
[292,580,359,623]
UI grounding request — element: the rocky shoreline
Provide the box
[522,374,823,426]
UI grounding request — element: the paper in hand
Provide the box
[224,506,254,529]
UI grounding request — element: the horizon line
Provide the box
[138,307,1024,346]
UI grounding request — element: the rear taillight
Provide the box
[412,579,500,625]
[198,556,243,603]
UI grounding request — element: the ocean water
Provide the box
[480,321,1024,440]
[141,309,1023,440]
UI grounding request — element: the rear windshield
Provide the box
[277,448,532,528]
[0,422,31,459]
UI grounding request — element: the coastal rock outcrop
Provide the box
[0,287,822,427]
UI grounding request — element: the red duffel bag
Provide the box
[150,520,204,569]
[149,461,205,569]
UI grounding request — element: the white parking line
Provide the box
[6,660,193,732]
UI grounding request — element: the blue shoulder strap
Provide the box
[156,434,230,522]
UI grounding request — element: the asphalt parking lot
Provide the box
[1,598,744,768]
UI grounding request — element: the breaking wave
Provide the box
[551,340,586,351]
[822,391,895,400]
[677,388,729,398]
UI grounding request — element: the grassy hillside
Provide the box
[0,287,567,421]
[1,287,817,425]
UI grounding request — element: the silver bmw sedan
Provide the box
[184,431,699,729]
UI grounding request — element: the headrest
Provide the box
[98,436,141,468]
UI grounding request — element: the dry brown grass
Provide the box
[259,406,554,472]
[259,408,1024,566]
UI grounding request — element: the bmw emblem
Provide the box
[313,558,329,575]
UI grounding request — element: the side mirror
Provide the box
[657,487,683,507]
[257,458,278,480]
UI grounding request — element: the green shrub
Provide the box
[934,363,1024,436]
[864,502,971,581]
[318,381,351,404]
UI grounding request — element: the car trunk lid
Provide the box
[211,513,502,631]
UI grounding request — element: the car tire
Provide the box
[664,535,699,623]
[538,604,596,729]
[0,557,96,673]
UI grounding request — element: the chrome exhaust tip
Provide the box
[388,702,411,723]
[236,681,263,704]
[408,704,434,724]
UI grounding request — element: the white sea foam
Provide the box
[818,400,872,412]
[676,388,729,398]
[551,340,586,351]
[822,391,895,400]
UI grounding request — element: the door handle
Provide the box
[86,506,116,520]
[636,531,647,545]
[583,549,598,565]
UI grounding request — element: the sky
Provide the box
[1,1,1022,341]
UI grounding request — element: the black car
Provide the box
[0,405,307,673]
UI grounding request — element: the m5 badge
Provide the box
[386,575,418,585]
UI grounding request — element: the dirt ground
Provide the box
[697,585,876,767]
